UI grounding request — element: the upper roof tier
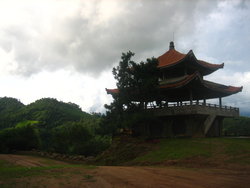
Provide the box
[157,42,224,76]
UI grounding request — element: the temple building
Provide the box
[106,42,243,137]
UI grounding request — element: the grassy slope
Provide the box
[0,158,96,188]
[97,137,250,167]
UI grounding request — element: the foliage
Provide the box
[223,116,250,136]
[111,51,159,111]
[0,97,111,156]
[51,121,110,156]
[0,124,41,153]
[0,97,24,113]
[23,98,90,128]
[105,51,159,131]
[0,97,25,129]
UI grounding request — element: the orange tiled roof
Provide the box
[157,47,224,70]
[106,88,119,94]
[203,81,243,94]
[198,60,224,69]
[226,86,243,93]
[106,72,243,96]
[157,49,186,68]
[159,72,200,89]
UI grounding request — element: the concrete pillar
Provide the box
[203,98,206,106]
[219,97,222,108]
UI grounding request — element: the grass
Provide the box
[0,160,96,180]
[221,138,250,164]
[133,138,212,163]
[0,158,97,188]
[132,138,250,165]
[15,120,40,128]
[83,174,96,182]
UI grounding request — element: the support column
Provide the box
[165,101,168,107]
[203,98,206,106]
[219,97,222,108]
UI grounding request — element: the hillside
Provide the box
[23,98,91,128]
[97,136,250,169]
[0,97,25,129]
[0,97,91,130]
[0,97,110,156]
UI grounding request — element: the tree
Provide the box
[111,51,159,111]
[104,51,160,130]
[132,58,159,108]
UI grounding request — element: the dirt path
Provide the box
[94,166,249,188]
[0,154,249,188]
[0,154,68,167]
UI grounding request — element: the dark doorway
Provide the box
[172,117,186,135]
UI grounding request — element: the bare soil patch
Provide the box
[1,154,250,188]
[0,154,68,167]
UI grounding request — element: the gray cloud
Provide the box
[1,0,250,114]
[0,0,219,77]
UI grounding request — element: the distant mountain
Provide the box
[0,97,24,114]
[0,97,91,129]
[23,98,91,128]
[0,97,25,129]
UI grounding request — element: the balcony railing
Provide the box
[147,101,239,115]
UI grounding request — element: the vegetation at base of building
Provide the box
[0,97,113,156]
[223,116,250,136]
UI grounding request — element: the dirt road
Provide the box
[0,154,249,188]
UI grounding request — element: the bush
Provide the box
[51,121,111,156]
[0,124,41,153]
[223,117,250,136]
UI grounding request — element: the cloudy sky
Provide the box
[0,0,249,115]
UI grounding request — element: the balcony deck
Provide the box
[148,102,239,117]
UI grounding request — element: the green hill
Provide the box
[0,97,110,156]
[23,98,91,128]
[0,97,25,129]
[0,97,91,130]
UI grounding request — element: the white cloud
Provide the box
[0,69,115,112]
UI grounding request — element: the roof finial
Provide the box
[169,41,175,50]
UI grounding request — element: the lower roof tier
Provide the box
[106,72,243,102]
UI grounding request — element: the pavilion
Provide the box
[106,42,243,137]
